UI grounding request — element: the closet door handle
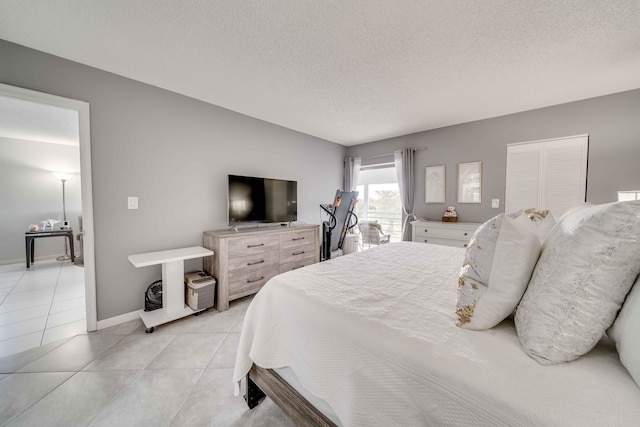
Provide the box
[247,276,264,284]
[247,243,265,248]
[247,260,265,266]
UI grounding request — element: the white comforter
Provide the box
[233,242,640,426]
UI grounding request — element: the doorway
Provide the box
[0,83,96,356]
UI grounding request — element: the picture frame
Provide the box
[457,161,482,203]
[425,165,446,203]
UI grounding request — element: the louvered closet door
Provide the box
[505,135,588,218]
[505,144,543,214]
[542,137,588,216]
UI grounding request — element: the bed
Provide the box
[233,242,640,426]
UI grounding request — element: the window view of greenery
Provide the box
[356,175,403,244]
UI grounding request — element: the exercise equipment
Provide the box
[320,190,359,261]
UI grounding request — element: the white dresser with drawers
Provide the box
[410,220,480,249]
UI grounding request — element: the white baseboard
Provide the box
[0,254,59,266]
[97,309,143,330]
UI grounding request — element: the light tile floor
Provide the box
[0,260,86,358]
[0,295,295,427]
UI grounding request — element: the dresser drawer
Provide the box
[228,267,279,298]
[413,224,475,240]
[279,255,316,274]
[280,229,316,249]
[203,224,320,312]
[228,251,279,275]
[416,236,470,248]
[227,234,279,258]
[279,243,315,265]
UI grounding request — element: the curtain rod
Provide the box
[357,147,427,161]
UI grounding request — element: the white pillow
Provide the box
[456,212,541,330]
[608,275,640,388]
[515,201,640,365]
[522,209,555,243]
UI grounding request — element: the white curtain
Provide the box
[394,149,416,241]
[344,157,361,191]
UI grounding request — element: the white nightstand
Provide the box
[411,220,480,249]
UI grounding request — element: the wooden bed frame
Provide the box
[245,364,337,427]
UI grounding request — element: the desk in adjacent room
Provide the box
[25,229,75,268]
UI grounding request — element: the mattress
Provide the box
[234,242,640,426]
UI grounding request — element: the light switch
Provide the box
[491,199,500,208]
[128,196,138,210]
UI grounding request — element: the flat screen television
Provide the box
[228,175,297,225]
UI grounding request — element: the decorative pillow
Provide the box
[522,208,555,243]
[515,201,640,365]
[456,212,541,330]
[608,275,640,388]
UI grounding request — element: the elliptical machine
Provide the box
[320,190,359,261]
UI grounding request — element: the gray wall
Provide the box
[347,89,640,223]
[0,39,345,320]
[0,137,82,263]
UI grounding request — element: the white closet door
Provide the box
[505,143,543,214]
[505,135,588,218]
[542,136,588,217]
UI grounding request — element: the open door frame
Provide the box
[0,82,97,331]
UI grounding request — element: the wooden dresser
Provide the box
[203,224,320,311]
[410,220,480,249]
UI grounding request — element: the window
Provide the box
[505,135,588,218]
[618,191,640,201]
[355,166,402,242]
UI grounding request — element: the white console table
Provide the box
[128,246,214,333]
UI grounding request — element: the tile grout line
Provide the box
[167,366,209,426]
[0,303,52,325]
[165,330,230,426]
[0,315,48,343]
[40,262,64,345]
[3,370,79,426]
[86,331,181,425]
[0,270,26,306]
[86,369,146,427]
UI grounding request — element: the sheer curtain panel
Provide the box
[344,157,361,192]
[394,149,417,241]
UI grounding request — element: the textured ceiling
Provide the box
[1,1,639,146]
[0,94,79,146]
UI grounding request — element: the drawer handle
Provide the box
[247,276,264,284]
[464,232,468,236]
[292,237,305,241]
[247,260,265,266]
[247,243,265,248]
[292,265,305,270]
[292,251,305,256]
[424,239,428,243]
[464,244,468,247]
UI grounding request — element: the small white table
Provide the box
[128,246,214,333]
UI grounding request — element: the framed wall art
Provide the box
[457,161,482,203]
[425,165,446,203]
